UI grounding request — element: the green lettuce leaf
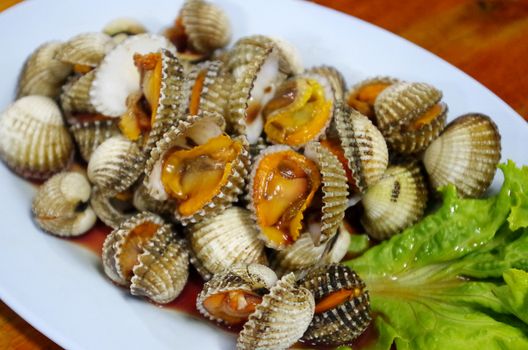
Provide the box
[344,161,528,350]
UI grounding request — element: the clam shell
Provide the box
[237,273,315,350]
[304,141,349,246]
[0,96,74,180]
[384,102,447,154]
[17,41,72,99]
[131,237,189,304]
[144,113,248,225]
[69,118,120,162]
[90,188,135,229]
[87,135,145,197]
[102,212,189,303]
[32,172,97,237]
[186,207,267,281]
[133,181,176,216]
[423,113,501,198]
[346,76,399,119]
[374,82,442,134]
[303,65,346,102]
[179,0,231,54]
[334,104,389,192]
[228,45,285,144]
[55,32,115,67]
[268,36,303,75]
[361,161,428,240]
[197,264,278,324]
[178,60,231,120]
[270,228,350,278]
[102,17,147,37]
[299,264,371,345]
[89,34,176,117]
[60,69,97,115]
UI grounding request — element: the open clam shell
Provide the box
[0,96,74,180]
[60,69,97,115]
[299,264,371,345]
[228,43,285,144]
[32,172,97,237]
[144,113,249,225]
[17,41,72,99]
[303,65,346,102]
[90,188,136,229]
[167,0,231,59]
[89,34,176,117]
[333,104,389,192]
[69,118,120,162]
[270,228,350,278]
[87,135,145,197]
[374,82,442,134]
[186,207,267,281]
[133,181,176,216]
[102,212,189,303]
[346,76,399,119]
[196,264,277,325]
[423,113,501,198]
[55,32,115,69]
[237,273,315,350]
[361,161,428,240]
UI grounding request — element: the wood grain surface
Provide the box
[0,0,527,349]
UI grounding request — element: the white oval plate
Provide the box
[0,0,526,349]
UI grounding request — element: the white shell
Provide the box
[32,172,97,237]
[89,34,176,117]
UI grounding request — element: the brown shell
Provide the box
[17,41,72,99]
[60,69,97,115]
[69,118,121,162]
[422,113,502,198]
[90,188,136,229]
[55,32,115,67]
[299,264,371,345]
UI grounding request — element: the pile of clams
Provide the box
[0,0,502,348]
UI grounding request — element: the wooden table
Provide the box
[1,0,527,349]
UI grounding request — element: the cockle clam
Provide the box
[32,172,97,237]
[346,76,399,120]
[423,113,501,198]
[144,113,249,224]
[186,207,267,280]
[55,32,115,73]
[298,264,371,345]
[0,96,74,180]
[90,188,136,229]
[102,212,189,303]
[102,17,147,44]
[196,264,277,325]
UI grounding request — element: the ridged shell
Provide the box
[102,17,147,37]
[90,188,135,229]
[186,207,268,281]
[374,82,442,134]
[268,36,304,75]
[303,65,346,102]
[144,113,249,225]
[87,136,145,197]
[32,172,97,237]
[133,181,176,216]
[143,49,185,154]
[0,96,74,180]
[299,264,371,345]
[89,34,176,117]
[335,104,389,192]
[17,41,72,99]
[346,76,399,119]
[423,113,501,198]
[69,119,120,162]
[102,212,189,303]
[237,273,315,350]
[60,69,97,115]
[361,161,428,240]
[178,60,231,120]
[177,0,231,54]
[196,264,278,324]
[270,228,350,278]
[385,102,447,154]
[228,46,285,144]
[55,32,115,67]
[305,142,349,246]
[130,236,189,304]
